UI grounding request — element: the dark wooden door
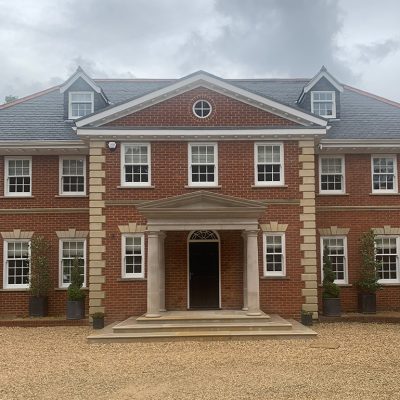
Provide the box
[189,242,219,309]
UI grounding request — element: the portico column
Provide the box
[146,231,161,318]
[159,232,166,312]
[244,230,261,316]
[242,232,248,311]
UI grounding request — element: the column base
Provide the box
[242,307,249,311]
[246,311,262,316]
[145,313,161,318]
[160,308,167,312]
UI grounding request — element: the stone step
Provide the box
[113,319,292,334]
[136,310,271,325]
[87,320,317,343]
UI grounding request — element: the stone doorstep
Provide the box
[87,316,317,343]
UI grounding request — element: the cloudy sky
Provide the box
[0,0,399,103]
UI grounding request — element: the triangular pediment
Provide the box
[76,71,327,128]
[137,191,265,220]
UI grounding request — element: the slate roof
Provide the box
[1,75,400,142]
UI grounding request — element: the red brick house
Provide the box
[1,66,400,322]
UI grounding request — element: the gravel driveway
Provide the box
[0,323,399,400]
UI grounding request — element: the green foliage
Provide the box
[67,257,86,301]
[356,230,382,294]
[322,245,340,298]
[29,236,51,297]
[5,95,18,103]
[91,312,105,319]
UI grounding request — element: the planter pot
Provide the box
[323,297,341,317]
[358,293,376,314]
[92,317,105,329]
[66,300,85,320]
[29,296,48,317]
[301,313,313,326]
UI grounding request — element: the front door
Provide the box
[189,241,219,309]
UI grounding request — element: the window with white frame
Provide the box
[263,233,285,276]
[3,240,30,288]
[60,157,86,195]
[375,236,399,283]
[311,91,336,118]
[319,156,345,193]
[5,157,32,196]
[255,143,284,186]
[188,143,218,186]
[321,237,347,284]
[371,156,397,193]
[121,143,151,186]
[122,234,145,278]
[59,239,86,288]
[68,92,94,119]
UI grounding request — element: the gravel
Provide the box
[0,323,399,400]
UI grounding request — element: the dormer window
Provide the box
[311,91,336,118]
[68,92,94,119]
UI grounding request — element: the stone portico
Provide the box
[136,191,266,318]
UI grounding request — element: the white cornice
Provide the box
[60,70,102,94]
[75,72,328,128]
[0,141,88,155]
[318,139,400,153]
[76,127,326,140]
[303,70,343,94]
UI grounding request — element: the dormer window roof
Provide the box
[311,91,336,118]
[68,92,94,119]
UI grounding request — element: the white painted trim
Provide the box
[375,235,400,284]
[58,238,87,288]
[75,72,327,127]
[303,70,343,94]
[60,71,101,94]
[187,230,221,309]
[121,233,145,279]
[371,154,398,194]
[311,91,336,118]
[263,232,286,277]
[120,143,152,187]
[320,236,348,285]
[188,142,218,187]
[59,156,86,196]
[68,92,94,120]
[320,139,400,148]
[319,155,345,194]
[254,142,284,186]
[4,156,32,197]
[192,99,212,119]
[3,239,31,289]
[77,127,326,139]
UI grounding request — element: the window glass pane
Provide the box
[190,145,216,183]
[6,241,30,286]
[124,145,149,184]
[61,240,85,285]
[265,235,284,274]
[323,238,346,282]
[124,236,143,276]
[375,237,398,280]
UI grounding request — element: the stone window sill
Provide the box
[261,276,290,280]
[369,193,400,196]
[379,283,400,287]
[251,185,288,189]
[184,185,222,189]
[117,185,155,189]
[117,278,147,282]
[0,288,30,292]
[0,196,34,199]
[55,195,88,198]
[317,193,349,196]
[318,284,353,287]
[54,287,89,291]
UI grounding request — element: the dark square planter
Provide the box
[358,293,377,314]
[323,297,341,317]
[92,318,105,329]
[66,300,85,320]
[301,313,313,326]
[29,296,48,317]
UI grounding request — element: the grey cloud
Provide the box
[357,39,400,63]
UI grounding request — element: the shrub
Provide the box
[91,312,105,319]
[29,236,51,297]
[322,245,340,298]
[356,230,382,294]
[67,257,86,301]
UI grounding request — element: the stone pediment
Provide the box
[137,191,265,220]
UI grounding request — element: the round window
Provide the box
[192,100,212,118]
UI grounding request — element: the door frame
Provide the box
[187,230,221,309]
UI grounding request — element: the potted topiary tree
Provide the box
[29,236,51,317]
[66,256,86,320]
[356,230,382,314]
[300,310,313,326]
[322,245,341,316]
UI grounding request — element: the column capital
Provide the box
[242,229,259,238]
[147,230,162,238]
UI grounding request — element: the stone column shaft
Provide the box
[146,231,161,318]
[159,232,166,312]
[242,232,248,311]
[244,230,261,316]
